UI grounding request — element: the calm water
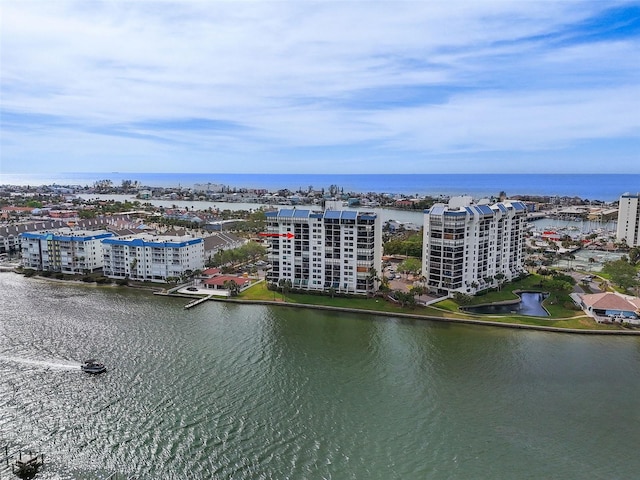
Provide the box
[1,273,639,479]
[465,292,549,317]
[2,173,638,201]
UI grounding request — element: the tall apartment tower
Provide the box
[616,193,640,247]
[20,228,114,273]
[422,196,527,296]
[264,208,382,295]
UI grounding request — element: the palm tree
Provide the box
[278,278,292,301]
[366,267,379,295]
[129,258,138,279]
[223,280,239,297]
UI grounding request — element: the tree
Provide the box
[378,276,390,292]
[453,291,474,305]
[602,259,639,292]
[278,278,292,300]
[223,280,240,297]
[130,258,138,278]
[397,258,422,277]
[393,290,416,307]
[494,272,506,291]
[410,285,426,298]
[366,268,379,294]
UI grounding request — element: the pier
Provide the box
[184,294,213,309]
[2,446,44,479]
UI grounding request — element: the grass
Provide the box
[236,277,632,332]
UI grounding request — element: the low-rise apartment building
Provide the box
[264,208,382,295]
[422,196,527,296]
[102,232,205,282]
[20,228,114,273]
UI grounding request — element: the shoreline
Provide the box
[1,173,634,202]
[5,269,638,337]
[158,288,640,336]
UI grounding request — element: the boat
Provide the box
[81,359,106,374]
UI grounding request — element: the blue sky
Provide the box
[1,1,639,174]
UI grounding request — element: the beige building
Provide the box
[264,208,382,295]
[616,193,640,247]
[422,196,527,296]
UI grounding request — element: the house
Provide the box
[202,232,247,258]
[580,292,640,325]
[203,275,251,291]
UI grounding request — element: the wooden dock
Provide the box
[2,446,44,479]
[184,294,213,309]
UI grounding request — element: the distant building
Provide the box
[264,208,382,295]
[616,193,640,247]
[102,232,204,282]
[20,228,114,273]
[2,218,111,257]
[193,183,225,194]
[203,232,247,259]
[422,196,527,296]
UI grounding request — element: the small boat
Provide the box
[81,359,107,374]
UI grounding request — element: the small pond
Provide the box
[464,292,549,317]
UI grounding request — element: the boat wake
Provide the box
[0,355,81,370]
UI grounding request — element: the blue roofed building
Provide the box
[422,197,527,296]
[264,207,382,295]
[20,227,115,274]
[102,232,204,282]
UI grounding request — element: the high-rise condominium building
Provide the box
[264,208,382,295]
[616,193,640,247]
[422,196,527,296]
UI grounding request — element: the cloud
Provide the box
[1,0,639,173]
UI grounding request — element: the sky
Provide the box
[1,0,639,175]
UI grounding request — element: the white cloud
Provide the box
[1,0,638,173]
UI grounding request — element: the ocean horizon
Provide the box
[1,172,638,202]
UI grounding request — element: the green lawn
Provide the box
[237,278,630,331]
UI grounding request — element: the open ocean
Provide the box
[1,172,638,202]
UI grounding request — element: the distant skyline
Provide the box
[1,1,639,175]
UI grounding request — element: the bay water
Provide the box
[1,273,639,479]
